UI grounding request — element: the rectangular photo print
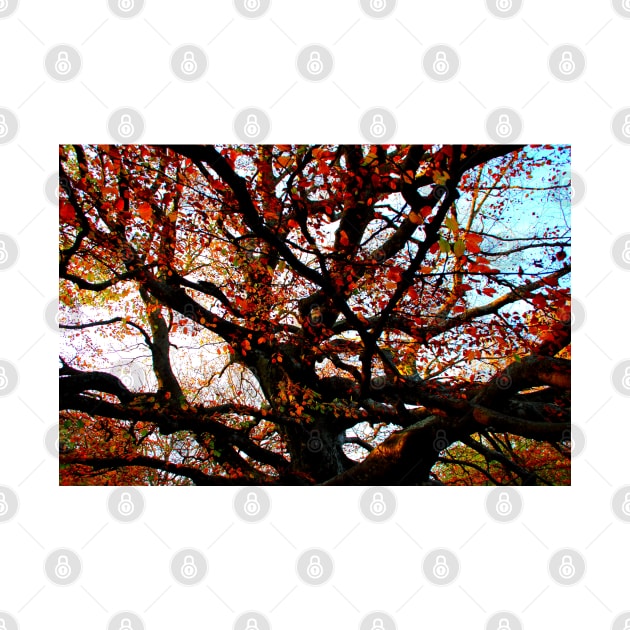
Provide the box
[59,144,571,486]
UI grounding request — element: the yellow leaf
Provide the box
[433,170,451,186]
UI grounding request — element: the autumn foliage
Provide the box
[59,144,571,486]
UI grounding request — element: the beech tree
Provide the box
[59,144,571,486]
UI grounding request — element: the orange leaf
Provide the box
[137,203,152,221]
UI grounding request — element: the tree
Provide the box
[58,144,571,486]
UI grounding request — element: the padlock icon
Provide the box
[561,429,573,451]
[245,619,260,630]
[0,241,7,264]
[244,114,261,138]
[118,0,134,11]
[308,430,323,452]
[119,366,134,389]
[244,492,261,515]
[181,51,198,75]
[0,619,7,630]
[181,555,198,578]
[0,367,8,390]
[54,554,72,579]
[369,114,386,138]
[495,114,513,138]
[183,303,196,319]
[558,51,575,75]
[496,0,512,11]
[244,0,261,10]
[558,554,575,579]
[0,492,8,515]
[117,114,134,138]
[118,491,134,515]
[432,554,449,579]
[119,618,133,630]
[0,114,8,138]
[433,429,448,451]
[369,0,387,11]
[309,304,322,324]
[369,492,386,516]
[622,241,630,264]
[622,114,630,138]
[306,554,323,579]
[55,51,72,75]
[371,619,385,630]
[307,51,324,75]
[621,492,630,516]
[432,51,449,75]
[622,366,630,389]
[497,619,511,630]
[496,491,513,516]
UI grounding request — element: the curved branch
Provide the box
[324,415,465,485]
[60,370,134,405]
[60,453,243,485]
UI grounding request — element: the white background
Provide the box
[0,0,628,628]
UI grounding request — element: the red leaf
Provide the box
[60,202,75,223]
[532,294,547,309]
[464,233,482,254]
[386,267,402,282]
[420,205,433,219]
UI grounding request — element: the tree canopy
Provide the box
[59,143,571,486]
